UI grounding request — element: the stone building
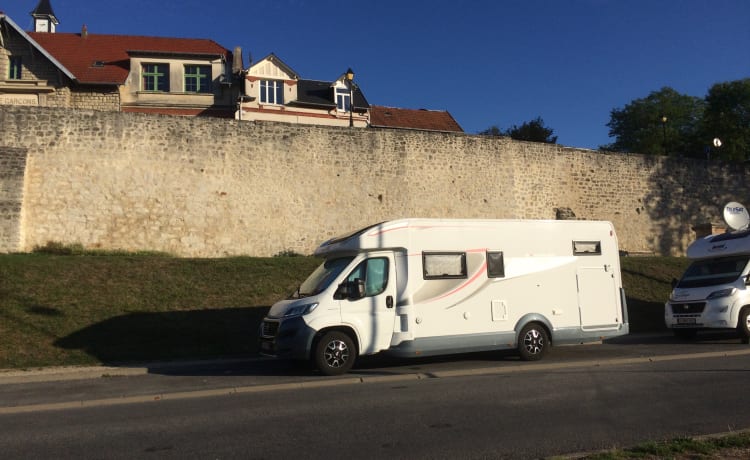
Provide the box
[0,1,239,116]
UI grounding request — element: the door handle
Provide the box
[386,296,394,308]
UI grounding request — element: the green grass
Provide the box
[570,431,750,459]
[0,252,687,369]
[0,252,319,368]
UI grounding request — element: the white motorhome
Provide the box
[665,202,750,343]
[260,218,630,375]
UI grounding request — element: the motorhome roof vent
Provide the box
[723,201,750,231]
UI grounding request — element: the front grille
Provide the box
[670,302,706,315]
[261,320,280,338]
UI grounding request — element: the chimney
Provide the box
[232,46,244,75]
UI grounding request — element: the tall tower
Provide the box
[30,0,59,33]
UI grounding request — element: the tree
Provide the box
[602,87,705,157]
[479,117,558,143]
[702,78,750,162]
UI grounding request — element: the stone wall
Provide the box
[0,105,748,257]
[0,146,27,252]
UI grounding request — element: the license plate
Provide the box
[261,341,272,351]
[677,317,696,324]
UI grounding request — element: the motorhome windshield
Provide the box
[291,257,355,298]
[677,255,750,288]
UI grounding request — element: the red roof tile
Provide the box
[28,32,230,85]
[369,105,463,133]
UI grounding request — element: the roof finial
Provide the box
[81,24,88,38]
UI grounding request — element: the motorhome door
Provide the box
[340,252,398,354]
[577,266,620,328]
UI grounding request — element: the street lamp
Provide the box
[345,68,354,127]
[661,115,667,154]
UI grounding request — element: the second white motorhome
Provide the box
[665,202,750,343]
[260,218,630,375]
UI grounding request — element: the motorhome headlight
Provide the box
[706,288,735,300]
[284,302,319,318]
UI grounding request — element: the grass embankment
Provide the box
[0,250,687,370]
[0,249,319,369]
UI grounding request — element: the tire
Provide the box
[517,323,549,361]
[674,328,697,340]
[738,308,750,345]
[313,331,357,376]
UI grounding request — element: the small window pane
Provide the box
[423,252,467,279]
[9,56,22,80]
[487,251,505,278]
[573,241,601,255]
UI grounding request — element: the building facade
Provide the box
[0,2,239,116]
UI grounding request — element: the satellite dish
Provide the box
[723,201,750,231]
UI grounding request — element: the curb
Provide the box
[0,356,265,385]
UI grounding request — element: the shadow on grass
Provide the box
[51,297,684,377]
[54,306,271,366]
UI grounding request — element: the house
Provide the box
[237,54,369,127]
[0,0,239,116]
[237,54,463,132]
[370,105,463,133]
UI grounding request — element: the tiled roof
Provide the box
[291,79,369,109]
[370,105,463,133]
[27,32,231,85]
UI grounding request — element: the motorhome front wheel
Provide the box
[739,308,750,344]
[314,331,357,376]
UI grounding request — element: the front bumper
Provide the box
[258,316,317,360]
[665,300,732,330]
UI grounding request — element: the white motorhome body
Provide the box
[260,219,630,375]
[665,203,750,342]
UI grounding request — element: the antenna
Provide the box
[723,202,750,231]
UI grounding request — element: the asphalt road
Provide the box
[1,332,749,459]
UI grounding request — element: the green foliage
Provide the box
[603,79,750,162]
[602,87,705,157]
[480,117,558,143]
[703,78,750,162]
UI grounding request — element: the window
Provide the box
[572,241,601,255]
[142,63,169,92]
[487,251,505,278]
[346,258,389,297]
[423,252,467,279]
[260,80,284,104]
[9,56,22,80]
[184,65,211,93]
[336,87,351,111]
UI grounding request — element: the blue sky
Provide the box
[3,0,749,149]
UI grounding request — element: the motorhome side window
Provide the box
[487,251,505,278]
[573,241,601,255]
[423,252,467,279]
[346,258,389,296]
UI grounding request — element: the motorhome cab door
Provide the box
[339,251,398,354]
[577,265,620,328]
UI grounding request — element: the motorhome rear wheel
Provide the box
[518,323,549,361]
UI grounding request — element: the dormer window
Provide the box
[260,80,283,105]
[336,87,351,112]
[142,63,169,92]
[184,65,211,93]
[9,56,23,80]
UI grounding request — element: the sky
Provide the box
[2,0,749,150]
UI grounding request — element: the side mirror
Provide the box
[745,275,750,287]
[671,278,678,289]
[335,279,365,300]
